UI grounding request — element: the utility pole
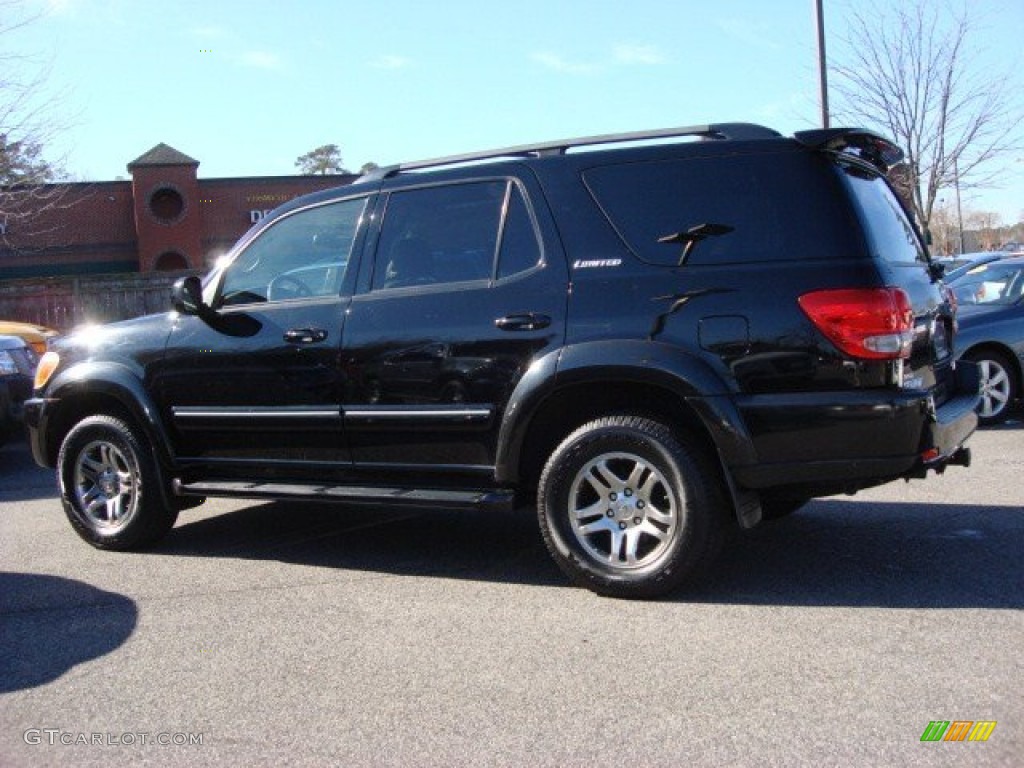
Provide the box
[954,155,965,254]
[815,0,830,128]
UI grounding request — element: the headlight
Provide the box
[34,351,60,390]
[0,350,16,376]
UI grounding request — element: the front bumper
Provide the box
[23,396,53,467]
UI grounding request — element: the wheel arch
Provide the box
[38,361,175,472]
[496,341,758,517]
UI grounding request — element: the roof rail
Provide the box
[358,123,780,182]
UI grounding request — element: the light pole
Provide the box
[815,0,830,129]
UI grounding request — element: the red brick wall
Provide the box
[197,175,351,267]
[0,164,357,279]
[0,182,139,276]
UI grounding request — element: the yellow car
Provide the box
[0,321,59,357]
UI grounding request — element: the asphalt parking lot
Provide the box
[1,422,1021,767]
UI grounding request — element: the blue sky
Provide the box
[12,0,1024,222]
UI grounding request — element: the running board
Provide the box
[172,479,516,512]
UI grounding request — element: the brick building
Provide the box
[0,144,355,279]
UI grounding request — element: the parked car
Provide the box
[940,252,1010,284]
[0,321,58,357]
[949,255,1024,425]
[26,123,978,598]
[0,334,39,446]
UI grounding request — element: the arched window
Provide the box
[155,251,189,271]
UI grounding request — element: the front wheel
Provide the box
[537,415,728,599]
[57,415,178,550]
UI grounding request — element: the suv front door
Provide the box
[341,176,567,480]
[157,195,369,471]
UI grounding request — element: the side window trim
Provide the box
[495,179,546,282]
[491,181,513,282]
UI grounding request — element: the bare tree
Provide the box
[965,210,1004,251]
[0,0,73,244]
[830,1,1022,237]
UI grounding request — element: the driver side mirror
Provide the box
[171,275,211,318]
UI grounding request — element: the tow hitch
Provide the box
[909,445,972,479]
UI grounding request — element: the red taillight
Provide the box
[798,287,914,360]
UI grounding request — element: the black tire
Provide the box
[965,349,1017,426]
[537,415,728,599]
[57,415,178,550]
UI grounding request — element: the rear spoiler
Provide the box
[794,128,905,173]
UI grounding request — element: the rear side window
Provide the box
[373,181,501,290]
[583,152,860,266]
[372,180,541,290]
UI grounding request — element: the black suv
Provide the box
[27,123,979,598]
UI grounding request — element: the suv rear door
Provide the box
[340,174,567,478]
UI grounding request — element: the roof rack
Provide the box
[359,122,781,182]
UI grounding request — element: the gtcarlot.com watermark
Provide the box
[24,729,204,747]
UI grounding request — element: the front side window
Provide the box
[219,197,366,307]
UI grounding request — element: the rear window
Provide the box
[583,151,861,266]
[840,164,927,265]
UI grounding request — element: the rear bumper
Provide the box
[730,362,979,491]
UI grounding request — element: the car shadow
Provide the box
[160,501,567,589]
[0,573,138,693]
[157,496,1023,609]
[0,436,59,502]
[685,499,1024,609]
[987,414,1023,430]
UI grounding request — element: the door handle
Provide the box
[284,328,328,344]
[495,313,552,332]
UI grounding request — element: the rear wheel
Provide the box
[57,415,178,550]
[538,415,727,599]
